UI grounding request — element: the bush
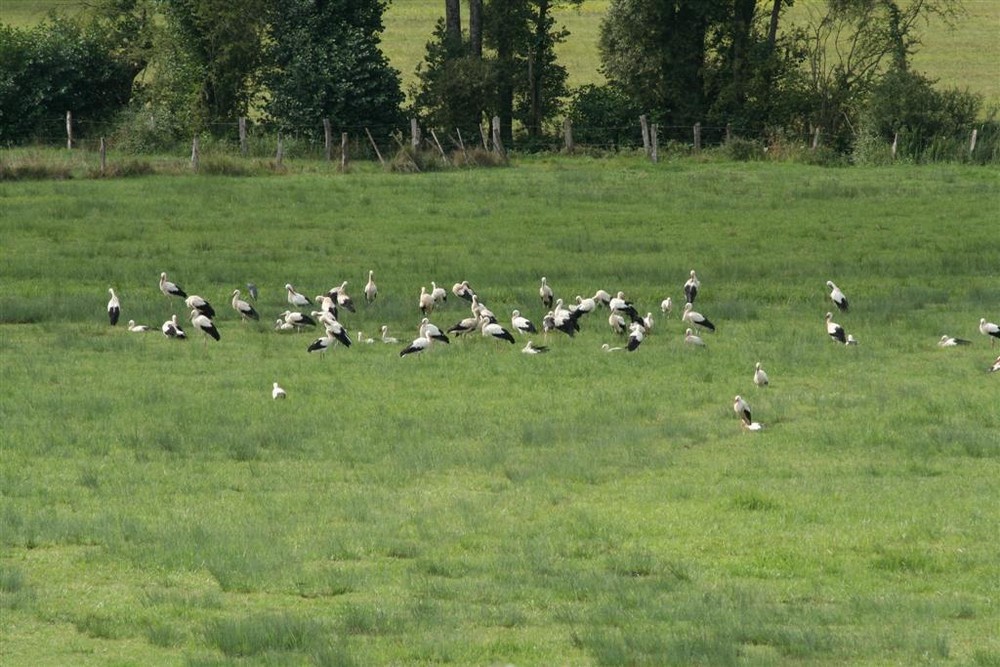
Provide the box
[565,84,643,150]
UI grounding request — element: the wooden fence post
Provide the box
[238,117,247,156]
[811,126,821,150]
[65,111,73,150]
[276,133,284,166]
[479,123,489,151]
[693,122,702,152]
[650,124,659,163]
[725,123,732,144]
[99,137,106,174]
[410,118,421,149]
[364,128,385,166]
[430,128,449,163]
[341,132,349,171]
[891,132,898,160]
[191,136,199,171]
[969,128,978,155]
[640,114,650,156]
[563,118,574,153]
[323,119,332,162]
[491,116,504,156]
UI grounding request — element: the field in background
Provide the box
[2,0,997,109]
[1,159,998,664]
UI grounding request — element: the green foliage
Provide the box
[0,16,134,144]
[565,83,642,148]
[264,0,404,137]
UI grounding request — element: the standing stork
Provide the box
[106,288,121,325]
[989,356,1000,373]
[539,277,554,309]
[826,281,849,312]
[399,332,433,357]
[330,281,355,313]
[231,290,259,321]
[481,316,516,344]
[609,291,642,324]
[189,310,220,342]
[272,382,287,399]
[660,297,673,316]
[682,303,715,332]
[185,294,215,319]
[285,284,312,308]
[159,272,187,299]
[733,395,752,424]
[627,322,645,351]
[511,309,537,335]
[592,289,611,308]
[418,286,435,315]
[452,280,476,302]
[419,318,451,343]
[608,311,626,335]
[430,281,447,304]
[684,270,700,304]
[825,312,846,344]
[753,362,769,387]
[364,270,378,304]
[979,318,1000,346]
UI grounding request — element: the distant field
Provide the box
[3,0,996,108]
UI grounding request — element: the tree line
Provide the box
[0,0,991,160]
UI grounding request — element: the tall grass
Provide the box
[0,159,998,664]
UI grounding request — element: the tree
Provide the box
[264,0,404,137]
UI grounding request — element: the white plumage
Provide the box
[938,335,971,347]
[511,309,537,335]
[285,283,312,308]
[272,382,287,399]
[684,270,700,304]
[753,362,769,387]
[660,297,672,315]
[418,286,434,315]
[826,280,849,312]
[522,340,548,354]
[380,325,399,344]
[979,318,1000,346]
[127,320,149,333]
[189,309,220,342]
[161,314,186,339]
[682,303,715,332]
[825,312,846,344]
[231,289,259,321]
[159,272,187,299]
[733,395,752,424]
[107,288,121,325]
[364,270,378,304]
[684,328,705,347]
[539,277,554,309]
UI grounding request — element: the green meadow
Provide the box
[1,157,999,665]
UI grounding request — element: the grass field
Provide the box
[1,157,999,664]
[2,0,997,109]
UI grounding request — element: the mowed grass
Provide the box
[1,157,999,665]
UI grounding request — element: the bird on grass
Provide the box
[418,286,435,315]
[601,343,623,352]
[682,303,715,332]
[733,395,752,424]
[159,272,187,299]
[482,317,517,345]
[357,331,375,344]
[452,280,475,302]
[246,283,259,302]
[684,328,705,347]
[684,270,700,304]
[161,315,186,339]
[364,270,378,304]
[272,382,287,399]
[400,332,433,358]
[753,362,769,387]
[826,281,849,312]
[448,316,479,337]
[660,297,673,316]
[627,322,645,351]
[189,310,220,342]
[106,288,121,326]
[127,320,150,333]
[825,312,846,344]
[539,277,554,309]
[231,289,259,322]
[185,294,215,319]
[281,310,317,331]
[741,419,764,432]
[609,291,642,324]
[938,335,972,347]
[989,356,1000,373]
[979,318,1000,346]
[380,325,399,344]
[330,281,355,313]
[511,310,537,335]
[522,340,548,354]
[430,281,447,305]
[307,332,337,355]
[419,318,450,344]
[285,283,312,308]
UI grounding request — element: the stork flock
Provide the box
[107,270,999,415]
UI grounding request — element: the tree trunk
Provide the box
[469,0,483,58]
[767,0,782,51]
[445,0,461,44]
[526,0,550,138]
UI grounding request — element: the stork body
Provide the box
[400,333,433,357]
[682,303,715,332]
[285,284,312,308]
[938,335,971,347]
[627,323,645,351]
[609,291,642,323]
[430,281,447,304]
[753,362,769,387]
[448,316,479,337]
[419,287,434,315]
[522,340,548,354]
[452,280,475,302]
[127,320,149,333]
[979,318,1000,346]
[482,318,516,344]
[281,310,317,330]
[162,315,186,339]
[989,356,1000,373]
[419,318,450,343]
[107,288,121,325]
[539,277,553,309]
[826,281,849,312]
[825,312,846,344]
[159,272,187,299]
[190,310,220,342]
[185,295,215,318]
[272,382,287,399]
[660,297,672,316]
[364,270,378,304]
[733,395,752,424]
[380,325,399,344]
[511,310,537,335]
[684,328,705,347]
[684,270,700,304]
[231,290,259,321]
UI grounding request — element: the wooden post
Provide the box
[640,114,650,155]
[276,133,284,166]
[238,117,247,156]
[563,118,574,153]
[811,126,821,150]
[969,128,978,155]
[323,119,332,162]
[891,132,898,160]
[693,122,702,152]
[410,118,421,149]
[99,137,106,174]
[479,123,489,151]
[364,127,385,165]
[65,111,73,150]
[650,124,659,163]
[191,136,199,171]
[725,123,732,144]
[429,128,449,163]
[341,132,349,171]
[491,116,504,156]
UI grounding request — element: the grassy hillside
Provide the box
[3,0,997,108]
[1,159,998,664]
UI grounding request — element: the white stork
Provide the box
[231,290,259,321]
[321,319,352,348]
[127,320,150,333]
[185,295,215,318]
[399,332,433,357]
[989,355,1000,373]
[107,288,121,325]
[609,291,641,323]
[470,295,496,322]
[539,277,554,309]
[660,297,673,316]
[452,280,475,302]
[281,310,317,331]
[825,312,846,344]
[826,281,849,312]
[684,270,700,304]
[418,286,434,315]
[272,382,287,399]
[330,281,355,313]
[575,295,597,316]
[682,303,715,332]
[753,362,769,387]
[356,331,375,344]
[979,318,1000,346]
[642,312,654,331]
[741,420,764,432]
[733,395,752,424]
[419,318,450,343]
[846,334,859,346]
[306,332,335,355]
[938,335,971,347]
[274,318,295,333]
[430,281,447,304]
[448,315,480,337]
[511,309,537,335]
[189,310,220,342]
[601,343,623,352]
[684,328,705,347]
[608,311,626,335]
[522,340,548,354]
[161,315,186,339]
[593,289,611,308]
[285,283,312,308]
[380,325,399,344]
[481,317,516,344]
[314,294,337,318]
[627,322,645,351]
[159,272,187,299]
[364,270,378,304]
